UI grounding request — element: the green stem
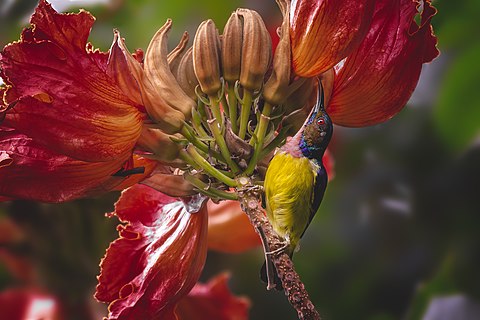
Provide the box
[208,118,241,174]
[184,174,238,200]
[227,84,238,133]
[181,125,224,162]
[208,96,223,125]
[197,100,208,122]
[245,102,273,175]
[186,145,238,187]
[221,94,230,118]
[249,102,272,146]
[191,109,209,138]
[238,89,253,140]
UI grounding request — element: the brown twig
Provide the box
[236,177,321,320]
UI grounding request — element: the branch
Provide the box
[236,177,321,320]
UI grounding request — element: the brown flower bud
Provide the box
[237,9,271,92]
[193,19,222,96]
[264,0,291,105]
[167,31,189,75]
[176,47,199,101]
[222,12,242,83]
[111,31,185,133]
[137,127,181,162]
[144,19,196,119]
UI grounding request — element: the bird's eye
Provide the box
[317,119,325,125]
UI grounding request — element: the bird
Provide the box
[261,80,333,290]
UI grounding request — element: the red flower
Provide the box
[290,0,439,126]
[1,0,143,162]
[207,200,260,253]
[176,273,250,320]
[0,1,157,202]
[95,184,250,320]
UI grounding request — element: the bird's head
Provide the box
[299,81,333,160]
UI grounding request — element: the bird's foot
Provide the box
[266,241,289,256]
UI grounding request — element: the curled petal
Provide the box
[0,86,7,120]
[328,0,439,127]
[0,151,12,167]
[107,31,144,107]
[0,0,143,162]
[167,31,190,75]
[0,128,147,202]
[207,200,260,253]
[95,184,208,320]
[110,32,185,134]
[290,0,376,77]
[176,273,251,320]
[145,20,196,117]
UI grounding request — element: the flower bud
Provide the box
[237,9,271,92]
[193,20,222,96]
[222,12,242,83]
[263,0,291,105]
[136,127,181,162]
[167,31,189,76]
[145,19,196,119]
[176,47,199,101]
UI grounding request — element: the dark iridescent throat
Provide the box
[299,81,333,162]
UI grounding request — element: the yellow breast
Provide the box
[264,152,317,250]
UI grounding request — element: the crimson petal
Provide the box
[0,127,147,202]
[95,184,208,320]
[177,273,251,320]
[207,200,260,253]
[290,0,376,77]
[327,0,439,127]
[0,0,143,162]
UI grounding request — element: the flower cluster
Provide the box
[0,0,438,318]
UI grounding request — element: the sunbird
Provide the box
[262,81,333,289]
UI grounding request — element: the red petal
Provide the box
[327,0,439,127]
[0,288,59,320]
[323,148,335,181]
[290,0,376,77]
[107,31,144,108]
[95,184,208,320]
[0,127,145,202]
[207,200,261,253]
[0,0,143,162]
[0,86,7,119]
[176,273,250,320]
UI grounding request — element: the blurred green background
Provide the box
[1,0,480,319]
